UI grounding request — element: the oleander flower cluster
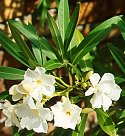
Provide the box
[0,67,82,133]
[0,66,122,134]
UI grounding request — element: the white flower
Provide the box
[9,85,23,101]
[2,100,21,130]
[9,84,37,109]
[51,97,82,130]
[15,102,53,133]
[85,73,122,111]
[20,67,55,102]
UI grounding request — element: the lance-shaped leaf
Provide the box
[43,59,63,70]
[0,31,30,67]
[39,37,61,60]
[0,91,11,100]
[95,109,117,136]
[47,12,64,57]
[117,19,125,40]
[72,15,122,64]
[64,4,80,52]
[115,75,125,84]
[58,0,69,42]
[69,29,93,72]
[40,0,48,27]
[108,43,125,74]
[72,114,87,136]
[52,128,71,136]
[8,21,36,61]
[9,20,60,60]
[32,44,42,66]
[28,58,40,69]
[32,0,43,24]
[0,66,25,80]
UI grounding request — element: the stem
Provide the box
[55,82,66,89]
[68,63,82,77]
[53,76,70,88]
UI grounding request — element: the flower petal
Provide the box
[98,81,114,94]
[42,85,55,96]
[38,107,53,121]
[5,118,12,126]
[11,113,20,128]
[90,73,100,86]
[85,87,96,96]
[12,93,22,101]
[100,73,114,83]
[102,94,112,111]
[24,68,37,80]
[33,119,48,133]
[30,89,42,101]
[35,67,46,75]
[42,75,55,85]
[20,117,35,130]
[24,96,36,109]
[15,104,31,118]
[0,103,3,109]
[20,81,33,93]
[17,84,29,94]
[51,102,63,115]
[109,85,122,101]
[90,92,102,109]
[62,98,72,111]
[9,85,18,95]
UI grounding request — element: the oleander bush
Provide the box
[0,0,125,135]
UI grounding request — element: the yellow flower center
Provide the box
[32,109,39,116]
[66,111,71,116]
[36,79,42,85]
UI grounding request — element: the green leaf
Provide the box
[41,53,47,65]
[0,91,10,100]
[94,62,113,74]
[32,44,42,66]
[79,54,93,72]
[72,114,87,136]
[69,29,93,72]
[13,132,20,136]
[43,59,63,70]
[0,66,25,80]
[9,20,59,60]
[47,12,64,57]
[8,21,36,61]
[95,109,117,136]
[39,37,60,60]
[32,0,43,24]
[108,43,125,74]
[40,0,48,27]
[72,15,122,64]
[115,76,125,84]
[56,0,60,7]
[68,29,82,57]
[27,130,35,136]
[0,31,30,67]
[58,0,69,42]
[121,90,125,96]
[64,4,80,52]
[70,63,82,78]
[9,20,38,39]
[28,59,40,69]
[116,110,125,119]
[117,19,125,40]
[52,128,71,136]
